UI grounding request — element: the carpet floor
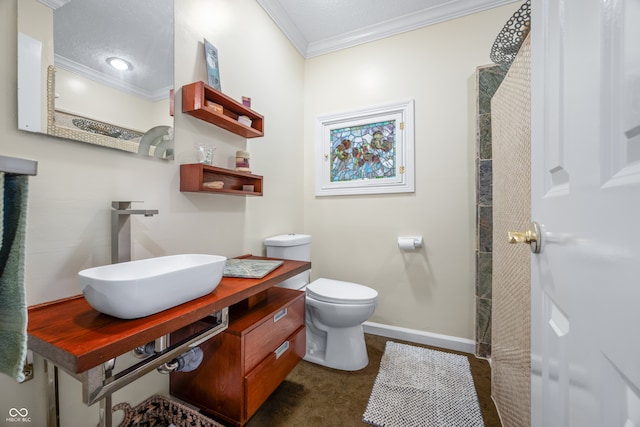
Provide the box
[242,334,501,427]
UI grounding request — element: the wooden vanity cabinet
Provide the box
[170,287,305,426]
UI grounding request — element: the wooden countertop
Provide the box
[27,256,310,374]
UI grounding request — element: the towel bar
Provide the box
[0,155,38,176]
[80,308,228,406]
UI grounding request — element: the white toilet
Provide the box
[264,234,378,371]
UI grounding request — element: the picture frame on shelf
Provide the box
[314,99,415,196]
[204,38,221,91]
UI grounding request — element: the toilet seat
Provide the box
[306,278,378,305]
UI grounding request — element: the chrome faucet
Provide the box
[111,201,158,264]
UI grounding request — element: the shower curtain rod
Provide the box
[0,155,38,176]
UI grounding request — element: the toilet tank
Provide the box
[264,234,312,261]
[264,234,312,290]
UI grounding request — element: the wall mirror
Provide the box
[17,0,175,160]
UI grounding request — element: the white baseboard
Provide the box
[363,321,476,354]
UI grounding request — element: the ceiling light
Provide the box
[106,57,133,71]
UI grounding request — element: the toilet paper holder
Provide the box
[397,236,423,250]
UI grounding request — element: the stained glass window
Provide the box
[315,99,414,196]
[330,120,396,182]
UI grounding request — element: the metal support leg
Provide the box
[44,360,59,427]
[97,359,115,427]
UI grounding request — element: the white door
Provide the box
[530,0,640,426]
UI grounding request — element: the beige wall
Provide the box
[0,0,513,424]
[303,5,514,339]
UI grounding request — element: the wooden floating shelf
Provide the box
[182,81,264,138]
[180,163,263,196]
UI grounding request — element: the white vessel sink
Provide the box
[79,254,227,319]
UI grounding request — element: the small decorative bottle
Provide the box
[235,150,251,172]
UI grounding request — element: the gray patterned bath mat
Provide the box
[363,341,485,427]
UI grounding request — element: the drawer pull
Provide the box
[273,307,288,323]
[274,341,289,359]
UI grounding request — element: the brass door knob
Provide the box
[508,221,542,253]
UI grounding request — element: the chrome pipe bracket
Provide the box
[156,360,180,374]
[154,335,168,353]
[22,350,34,382]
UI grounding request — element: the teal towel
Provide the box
[0,172,29,382]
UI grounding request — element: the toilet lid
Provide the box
[306,278,378,304]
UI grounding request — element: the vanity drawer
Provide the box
[244,325,306,419]
[243,294,304,372]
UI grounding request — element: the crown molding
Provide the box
[36,0,71,11]
[54,55,170,102]
[255,0,308,57]
[258,0,521,58]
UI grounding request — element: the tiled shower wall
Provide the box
[475,65,506,358]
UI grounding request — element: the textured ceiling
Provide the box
[278,0,444,42]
